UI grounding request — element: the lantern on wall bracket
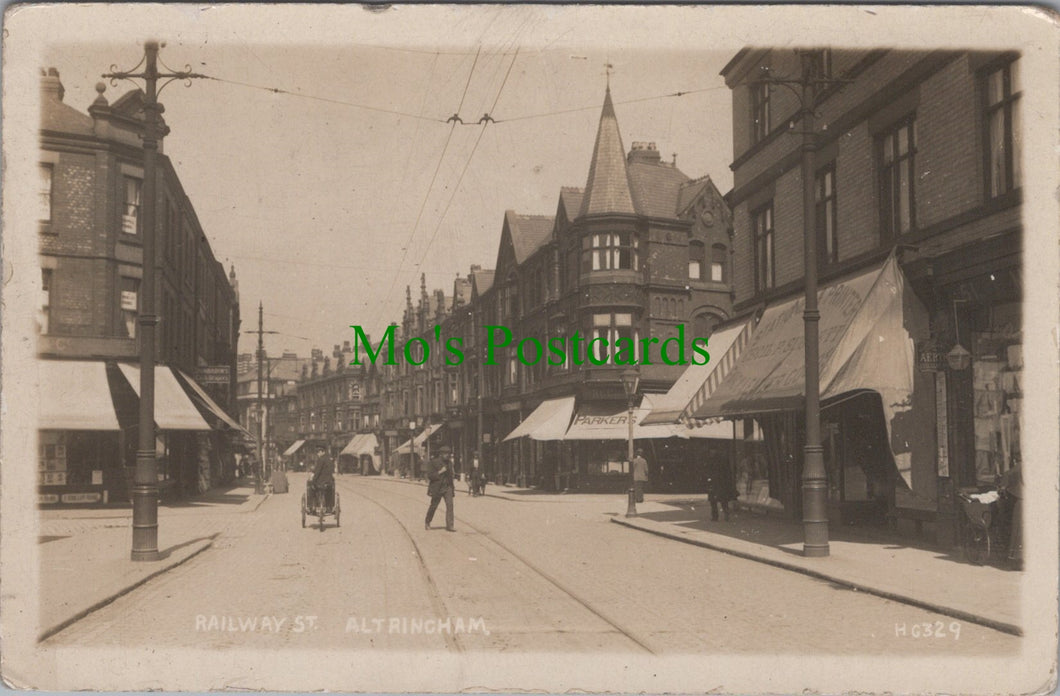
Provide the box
[947,298,972,371]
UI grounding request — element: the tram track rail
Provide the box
[345,478,656,654]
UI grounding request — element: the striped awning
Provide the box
[283,439,306,457]
[641,318,754,426]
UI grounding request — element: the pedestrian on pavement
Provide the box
[468,452,485,496]
[1000,460,1023,567]
[425,446,456,531]
[632,448,649,503]
[706,458,739,521]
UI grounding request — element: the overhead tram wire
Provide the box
[414,46,522,269]
[199,74,448,123]
[490,85,728,125]
[407,13,533,271]
[197,72,725,130]
[367,45,484,332]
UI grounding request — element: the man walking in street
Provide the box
[425,446,455,531]
[632,448,649,504]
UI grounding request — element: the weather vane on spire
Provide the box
[604,61,614,88]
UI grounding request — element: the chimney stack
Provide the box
[627,141,661,165]
[41,67,65,102]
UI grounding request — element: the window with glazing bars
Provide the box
[878,117,916,239]
[983,57,1022,198]
[752,204,774,293]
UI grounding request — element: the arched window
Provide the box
[693,313,720,339]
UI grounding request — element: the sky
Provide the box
[41,7,736,359]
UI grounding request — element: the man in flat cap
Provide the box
[425,445,456,531]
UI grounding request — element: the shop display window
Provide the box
[971,301,1021,485]
[39,430,68,486]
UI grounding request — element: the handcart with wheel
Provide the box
[301,480,340,531]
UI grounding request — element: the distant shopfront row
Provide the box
[37,359,252,506]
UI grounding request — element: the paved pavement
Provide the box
[399,475,1024,635]
[37,479,267,641]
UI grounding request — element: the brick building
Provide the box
[700,49,1022,544]
[38,69,242,504]
[372,87,735,492]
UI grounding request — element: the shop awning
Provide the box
[691,256,929,486]
[641,319,755,425]
[503,397,576,441]
[395,423,443,454]
[175,369,252,437]
[340,433,379,456]
[38,360,121,430]
[563,395,691,440]
[283,439,306,457]
[692,256,919,418]
[117,363,212,431]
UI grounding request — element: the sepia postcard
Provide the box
[2,4,1058,694]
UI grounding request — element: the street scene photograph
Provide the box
[2,4,1058,695]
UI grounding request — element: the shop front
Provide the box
[394,423,442,479]
[927,232,1022,546]
[38,359,238,505]
[339,432,381,475]
[38,360,126,505]
[692,256,938,527]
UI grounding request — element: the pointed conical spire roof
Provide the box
[579,86,636,218]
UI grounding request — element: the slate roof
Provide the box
[676,176,713,217]
[627,160,693,219]
[41,78,94,135]
[578,87,636,217]
[506,211,555,264]
[559,187,585,221]
[471,269,496,295]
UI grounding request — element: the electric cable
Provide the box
[368,46,483,331]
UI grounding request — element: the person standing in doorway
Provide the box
[425,446,455,531]
[706,458,739,521]
[632,448,649,503]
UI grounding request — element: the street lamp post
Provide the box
[408,419,418,479]
[797,50,829,558]
[755,50,842,557]
[621,367,641,518]
[103,41,205,562]
[255,302,266,494]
